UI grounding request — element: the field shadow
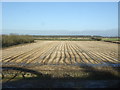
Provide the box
[78,64,120,79]
[2,65,120,88]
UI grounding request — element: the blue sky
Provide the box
[2,2,118,36]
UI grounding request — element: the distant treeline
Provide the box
[33,35,102,41]
[32,35,119,38]
[32,35,102,38]
[1,34,119,48]
[1,35,34,48]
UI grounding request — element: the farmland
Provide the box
[1,40,120,88]
[2,41,119,65]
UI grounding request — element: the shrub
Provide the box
[2,35,34,48]
[91,37,102,41]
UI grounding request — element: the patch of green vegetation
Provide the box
[34,38,95,41]
[1,35,34,48]
[102,38,120,41]
[33,35,103,41]
[91,37,102,41]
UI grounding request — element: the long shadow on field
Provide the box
[2,65,120,88]
[77,64,120,88]
[78,64,120,79]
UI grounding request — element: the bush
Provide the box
[2,35,34,47]
[91,37,102,41]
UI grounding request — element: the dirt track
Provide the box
[1,41,119,67]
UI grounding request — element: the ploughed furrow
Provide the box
[51,42,63,64]
[2,52,27,61]
[41,44,59,64]
[62,42,67,65]
[89,52,119,64]
[70,42,91,64]
[82,41,118,59]
[39,42,59,64]
[80,50,103,64]
[2,41,119,66]
[62,42,68,64]
[75,41,119,64]
[66,41,77,64]
[22,42,57,66]
[56,42,63,64]
[3,42,55,66]
[72,42,98,64]
[69,42,85,64]
[77,41,117,54]
[65,42,72,64]
[95,52,119,63]
[34,42,58,64]
[77,47,119,64]
[13,42,55,64]
[63,41,71,64]
[2,47,39,62]
[47,42,60,64]
[68,42,83,64]
[74,42,112,64]
[2,41,53,63]
[22,41,59,67]
[2,41,46,60]
[98,51,117,58]
[14,47,48,64]
[97,52,118,60]
[72,43,92,64]
[68,42,78,64]
[58,42,66,65]
[93,47,118,60]
[86,51,114,64]
[68,41,80,64]
[74,41,102,64]
[69,46,87,64]
[26,42,57,66]
[2,47,42,64]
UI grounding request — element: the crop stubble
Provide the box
[1,41,119,67]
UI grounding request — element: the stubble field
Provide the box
[1,41,120,88]
[1,41,119,66]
